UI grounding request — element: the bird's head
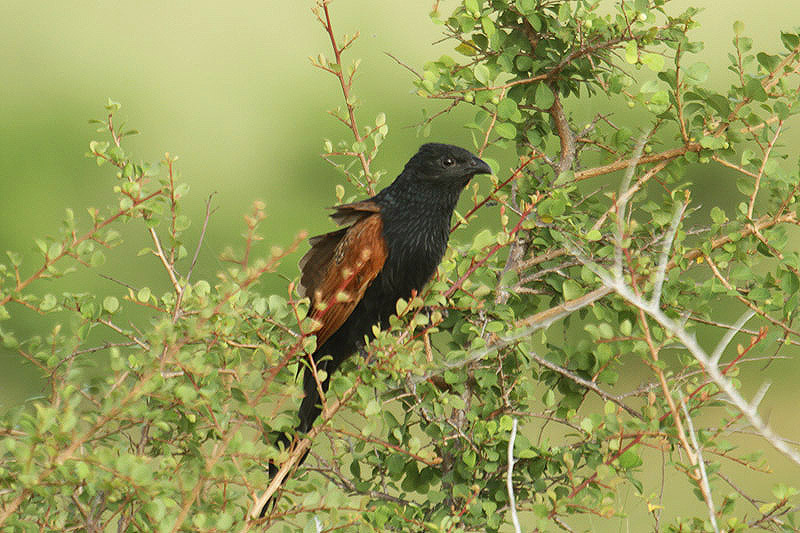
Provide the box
[404,143,492,188]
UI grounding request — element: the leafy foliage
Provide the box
[2,1,800,531]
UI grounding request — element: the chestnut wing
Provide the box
[298,201,386,347]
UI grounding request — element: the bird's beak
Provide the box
[469,155,492,176]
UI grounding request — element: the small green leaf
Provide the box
[472,229,496,250]
[103,296,119,313]
[543,388,555,408]
[685,62,710,84]
[710,206,726,224]
[781,32,800,51]
[641,53,665,72]
[474,64,490,85]
[104,97,121,111]
[494,122,516,139]
[744,78,767,101]
[497,98,518,120]
[515,0,535,15]
[534,83,555,109]
[464,0,480,16]
[625,40,638,64]
[586,229,602,241]
[40,294,57,312]
[618,448,643,469]
[365,399,381,417]
[700,136,725,150]
[562,280,584,300]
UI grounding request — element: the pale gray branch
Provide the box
[710,310,756,365]
[507,417,521,533]
[570,245,800,467]
[680,394,719,533]
[651,197,688,307]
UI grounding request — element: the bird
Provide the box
[268,143,491,502]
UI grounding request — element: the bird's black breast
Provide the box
[377,201,451,302]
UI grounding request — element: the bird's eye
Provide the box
[442,157,455,167]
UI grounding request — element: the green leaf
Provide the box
[700,136,725,150]
[641,53,665,72]
[365,399,381,417]
[497,98,518,120]
[554,170,574,185]
[6,250,22,266]
[618,448,643,469]
[480,16,495,38]
[744,78,767,101]
[472,229,495,250]
[462,449,476,468]
[710,206,726,224]
[562,280,584,300]
[781,32,800,51]
[685,62,710,84]
[558,2,570,23]
[515,0,535,15]
[534,83,555,109]
[494,122,516,139]
[137,287,151,302]
[757,52,781,72]
[455,41,478,56]
[40,294,57,312]
[474,64,490,85]
[89,250,105,267]
[103,296,119,313]
[526,13,542,31]
[625,40,638,64]
[174,215,191,232]
[647,90,670,114]
[104,97,121,111]
[543,388,555,408]
[733,20,745,36]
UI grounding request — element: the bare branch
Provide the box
[507,418,521,533]
[650,191,689,307]
[679,395,719,533]
[574,249,800,467]
[710,310,756,365]
[614,131,652,279]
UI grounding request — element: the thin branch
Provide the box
[650,191,689,306]
[383,51,422,79]
[415,286,612,384]
[710,310,756,365]
[248,377,363,519]
[614,131,652,279]
[148,227,181,292]
[550,92,576,175]
[507,418,521,533]
[574,143,699,182]
[748,122,782,219]
[187,194,216,284]
[680,395,719,533]
[526,347,642,419]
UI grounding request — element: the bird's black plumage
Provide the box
[268,143,491,500]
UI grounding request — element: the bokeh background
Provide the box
[2,0,799,529]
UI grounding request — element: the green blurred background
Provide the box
[2,0,799,528]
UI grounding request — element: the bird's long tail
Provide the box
[264,362,328,514]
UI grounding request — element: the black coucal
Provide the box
[268,143,491,501]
